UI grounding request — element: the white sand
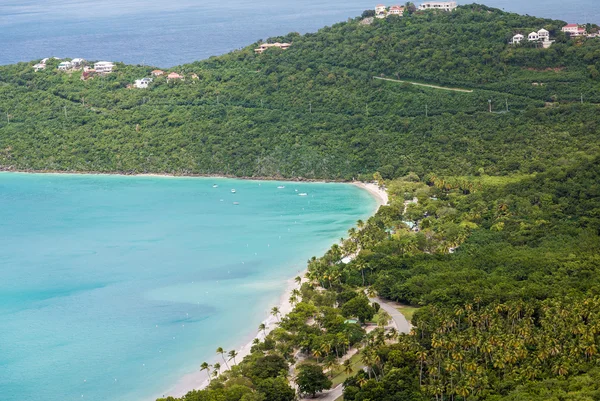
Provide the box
[161,271,306,399]
[157,182,387,399]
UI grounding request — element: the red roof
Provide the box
[564,24,578,28]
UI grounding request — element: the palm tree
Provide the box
[228,350,238,365]
[252,338,260,346]
[258,323,267,336]
[294,276,302,285]
[216,347,229,370]
[213,362,221,375]
[200,362,212,383]
[271,306,281,322]
[342,359,353,375]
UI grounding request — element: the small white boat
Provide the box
[231,189,236,193]
[298,193,308,196]
[277,185,285,189]
[233,202,240,205]
[212,184,218,188]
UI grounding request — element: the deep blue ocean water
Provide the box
[0,173,376,401]
[0,0,597,68]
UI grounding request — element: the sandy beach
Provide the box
[159,182,388,399]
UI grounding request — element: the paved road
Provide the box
[370,296,412,334]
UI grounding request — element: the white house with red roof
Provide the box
[562,24,586,36]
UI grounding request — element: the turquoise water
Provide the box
[0,173,376,401]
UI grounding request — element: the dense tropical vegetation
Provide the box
[2,2,600,400]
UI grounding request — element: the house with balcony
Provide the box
[562,24,586,36]
[511,34,525,44]
[528,31,540,41]
[94,61,115,74]
[375,4,387,17]
[57,61,72,71]
[388,5,405,16]
[71,58,86,69]
[418,1,457,11]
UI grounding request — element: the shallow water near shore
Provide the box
[0,173,376,401]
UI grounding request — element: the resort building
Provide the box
[375,4,387,17]
[33,63,46,72]
[562,24,586,36]
[254,42,291,54]
[71,58,86,69]
[528,31,540,41]
[94,61,115,74]
[57,61,73,71]
[151,70,165,77]
[134,77,153,89]
[418,1,457,12]
[511,34,525,44]
[388,5,405,16]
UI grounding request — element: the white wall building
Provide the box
[375,4,387,15]
[71,58,86,68]
[418,1,457,11]
[562,24,586,36]
[511,34,525,44]
[94,61,115,74]
[528,32,540,41]
[134,77,153,89]
[33,63,46,71]
[537,29,550,41]
[57,61,72,71]
[388,5,405,16]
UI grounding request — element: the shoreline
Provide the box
[157,182,387,399]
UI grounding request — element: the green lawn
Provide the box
[397,306,420,323]
[329,353,363,387]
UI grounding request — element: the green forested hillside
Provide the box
[1,4,599,179]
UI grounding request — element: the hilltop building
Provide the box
[71,58,86,69]
[152,70,165,77]
[167,72,184,81]
[375,4,387,17]
[254,42,291,54]
[418,1,457,11]
[94,61,115,74]
[33,63,46,72]
[388,5,405,16]
[528,31,540,41]
[562,24,587,36]
[57,61,72,71]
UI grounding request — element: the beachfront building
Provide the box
[511,34,525,44]
[375,4,387,17]
[94,61,115,74]
[151,69,165,77]
[418,1,457,12]
[254,42,292,54]
[388,5,405,16]
[57,61,73,71]
[562,23,587,36]
[71,58,86,69]
[134,77,153,89]
[528,31,540,41]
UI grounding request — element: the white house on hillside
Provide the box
[33,63,46,72]
[134,77,153,89]
[375,4,387,17]
[71,58,86,68]
[418,1,457,11]
[94,61,115,74]
[57,61,72,71]
[528,31,539,41]
[537,29,550,41]
[511,34,525,44]
[562,24,586,36]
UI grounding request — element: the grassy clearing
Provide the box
[397,306,420,323]
[329,353,363,387]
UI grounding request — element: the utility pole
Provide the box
[309,102,312,113]
[425,104,428,117]
[488,99,492,113]
[260,99,263,108]
[64,106,68,119]
[217,95,219,105]
[6,112,10,123]
[366,103,368,117]
[506,98,509,112]
[581,93,584,104]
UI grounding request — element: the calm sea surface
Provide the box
[0,0,597,68]
[0,173,376,401]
